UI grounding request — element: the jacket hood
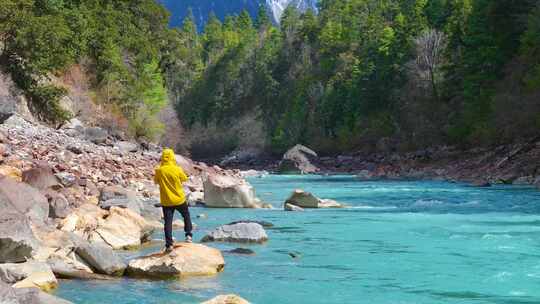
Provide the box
[160,149,177,166]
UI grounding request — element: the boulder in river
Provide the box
[201,294,250,304]
[284,203,304,212]
[75,243,126,276]
[126,243,225,279]
[0,261,57,292]
[277,144,319,174]
[201,223,268,243]
[284,189,344,209]
[203,174,262,208]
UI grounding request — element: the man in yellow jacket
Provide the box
[154,148,193,251]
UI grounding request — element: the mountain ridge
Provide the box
[159,0,318,28]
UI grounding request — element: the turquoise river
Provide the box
[57,175,540,304]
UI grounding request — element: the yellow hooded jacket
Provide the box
[154,149,189,206]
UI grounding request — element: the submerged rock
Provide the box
[227,220,273,228]
[126,243,225,279]
[201,294,250,304]
[201,223,268,243]
[226,248,256,255]
[284,189,344,209]
[203,174,262,208]
[277,144,319,174]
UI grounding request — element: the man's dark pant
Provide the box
[162,203,193,248]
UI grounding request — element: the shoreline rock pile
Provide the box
[0,114,263,302]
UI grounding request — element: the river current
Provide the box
[57,175,540,304]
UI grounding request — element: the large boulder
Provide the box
[0,176,49,222]
[93,207,154,250]
[0,165,22,182]
[84,127,108,144]
[99,186,142,214]
[0,214,40,263]
[75,243,126,276]
[202,295,250,304]
[46,256,111,281]
[0,261,57,292]
[126,243,225,279]
[45,193,71,219]
[284,189,344,209]
[0,281,73,304]
[0,72,33,123]
[175,154,196,175]
[115,141,139,153]
[59,204,153,250]
[203,174,262,208]
[201,223,268,243]
[277,144,319,174]
[22,165,60,191]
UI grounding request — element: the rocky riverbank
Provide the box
[0,114,265,303]
[217,141,540,188]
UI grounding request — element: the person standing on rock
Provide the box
[154,148,193,252]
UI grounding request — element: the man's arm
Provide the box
[178,166,188,183]
[154,169,160,184]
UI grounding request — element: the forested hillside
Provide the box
[0,0,172,139]
[1,0,539,157]
[171,0,540,156]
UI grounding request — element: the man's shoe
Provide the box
[164,246,173,253]
[185,235,193,243]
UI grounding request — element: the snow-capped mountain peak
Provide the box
[266,0,318,23]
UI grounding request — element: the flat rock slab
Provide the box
[0,261,57,292]
[201,223,268,243]
[126,243,225,279]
